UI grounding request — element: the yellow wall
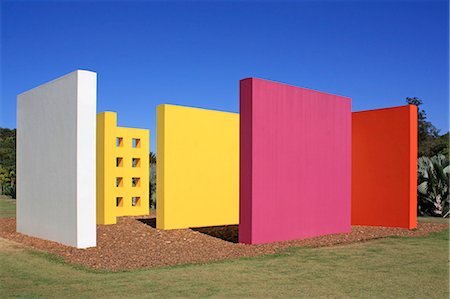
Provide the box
[97,112,150,225]
[156,104,239,229]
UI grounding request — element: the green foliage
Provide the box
[3,184,16,198]
[417,155,449,217]
[0,128,16,198]
[406,97,449,157]
[0,128,16,169]
[431,132,449,157]
[149,152,156,209]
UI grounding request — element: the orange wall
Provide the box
[352,105,417,229]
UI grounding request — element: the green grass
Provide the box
[0,196,15,218]
[418,216,449,224]
[0,198,448,298]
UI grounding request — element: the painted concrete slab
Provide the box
[239,78,351,244]
[352,105,417,229]
[156,104,239,230]
[17,70,97,248]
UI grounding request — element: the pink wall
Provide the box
[239,78,352,244]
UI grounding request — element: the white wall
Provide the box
[17,70,97,248]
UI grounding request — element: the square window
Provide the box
[116,197,123,207]
[116,177,123,187]
[116,157,123,167]
[132,197,141,207]
[132,138,141,148]
[132,177,141,187]
[116,137,123,147]
[132,158,141,168]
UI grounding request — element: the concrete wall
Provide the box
[156,104,239,229]
[17,70,97,248]
[352,105,417,229]
[239,78,351,244]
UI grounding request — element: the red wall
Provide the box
[240,78,352,244]
[352,105,417,229]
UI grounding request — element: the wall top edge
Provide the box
[97,111,150,132]
[239,77,352,101]
[17,69,97,98]
[158,103,239,116]
[353,104,415,114]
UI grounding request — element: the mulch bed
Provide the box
[0,214,447,271]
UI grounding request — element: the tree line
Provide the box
[0,128,16,198]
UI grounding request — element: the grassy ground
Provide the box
[0,198,448,298]
[0,196,15,218]
[418,216,449,224]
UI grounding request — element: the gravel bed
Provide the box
[0,214,447,271]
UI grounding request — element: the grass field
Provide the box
[0,198,448,298]
[0,196,16,218]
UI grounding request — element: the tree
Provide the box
[149,152,156,209]
[431,132,449,157]
[406,97,448,157]
[149,152,156,164]
[0,128,16,197]
[0,168,9,195]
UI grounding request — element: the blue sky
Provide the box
[1,0,448,151]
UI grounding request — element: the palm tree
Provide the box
[418,154,449,217]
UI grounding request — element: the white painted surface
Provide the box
[17,70,97,248]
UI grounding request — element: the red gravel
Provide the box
[0,214,447,271]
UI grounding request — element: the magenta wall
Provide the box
[239,78,352,244]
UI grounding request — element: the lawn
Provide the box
[0,198,448,298]
[0,196,16,219]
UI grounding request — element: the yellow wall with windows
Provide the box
[97,112,149,225]
[156,104,239,229]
